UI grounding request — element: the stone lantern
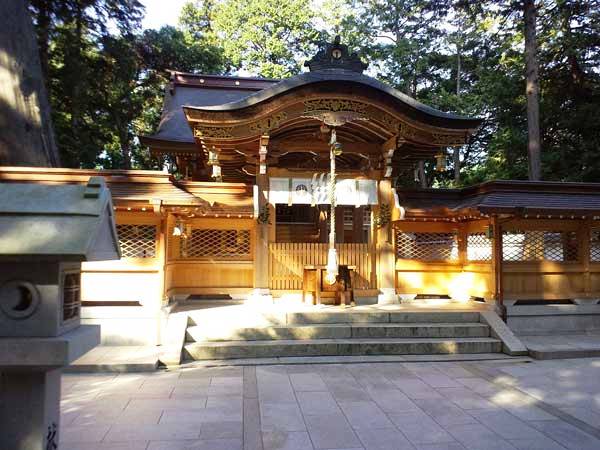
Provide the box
[0,176,120,450]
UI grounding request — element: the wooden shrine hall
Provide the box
[3,38,600,345]
[140,37,483,305]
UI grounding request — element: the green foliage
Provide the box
[29,0,600,185]
[29,0,224,169]
[211,0,320,78]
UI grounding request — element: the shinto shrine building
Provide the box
[3,39,600,347]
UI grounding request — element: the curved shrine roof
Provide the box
[144,39,484,182]
[142,73,276,151]
[184,69,481,130]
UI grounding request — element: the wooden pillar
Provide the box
[251,136,272,302]
[458,222,467,266]
[253,171,270,294]
[582,218,592,298]
[491,215,504,312]
[369,207,377,289]
[376,179,397,303]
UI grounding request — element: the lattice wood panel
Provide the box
[502,230,578,262]
[395,231,459,261]
[467,233,492,261]
[117,224,157,258]
[269,243,372,290]
[181,229,251,259]
[591,230,600,262]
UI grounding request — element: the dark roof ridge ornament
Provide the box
[305,35,368,73]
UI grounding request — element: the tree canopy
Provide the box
[25,0,600,187]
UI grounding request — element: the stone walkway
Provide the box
[66,346,160,373]
[60,358,600,450]
[519,333,600,359]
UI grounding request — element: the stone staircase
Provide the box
[182,310,503,361]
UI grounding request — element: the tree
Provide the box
[535,0,600,182]
[210,0,320,78]
[97,26,225,169]
[28,0,145,168]
[24,0,600,184]
[524,0,541,180]
[0,0,60,166]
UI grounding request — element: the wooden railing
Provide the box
[269,243,373,290]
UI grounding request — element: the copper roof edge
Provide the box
[169,70,280,83]
[169,71,279,90]
[398,179,600,197]
[0,166,170,179]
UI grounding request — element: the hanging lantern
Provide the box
[172,219,184,236]
[332,142,343,156]
[207,148,222,180]
[330,129,343,156]
[259,135,269,175]
[207,147,219,166]
[211,164,221,180]
[435,152,447,171]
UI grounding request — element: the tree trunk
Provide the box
[456,41,461,96]
[524,0,542,181]
[31,0,53,82]
[418,160,427,188]
[453,148,460,184]
[120,134,132,169]
[454,39,462,184]
[0,0,60,166]
[69,4,84,147]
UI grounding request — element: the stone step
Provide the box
[286,311,482,325]
[183,337,502,360]
[185,322,491,342]
[186,310,483,327]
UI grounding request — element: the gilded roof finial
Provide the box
[305,36,368,73]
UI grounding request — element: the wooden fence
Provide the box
[269,243,373,290]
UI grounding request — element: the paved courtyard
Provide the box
[60,358,600,450]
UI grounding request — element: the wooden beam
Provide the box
[270,140,381,155]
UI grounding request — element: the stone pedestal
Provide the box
[0,369,61,450]
[0,177,116,450]
[0,325,100,450]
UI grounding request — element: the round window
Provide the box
[0,280,40,319]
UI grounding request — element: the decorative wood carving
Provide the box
[432,133,467,147]
[399,122,420,141]
[249,112,288,134]
[303,99,368,114]
[194,126,234,139]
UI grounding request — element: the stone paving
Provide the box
[60,358,600,450]
[519,333,600,359]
